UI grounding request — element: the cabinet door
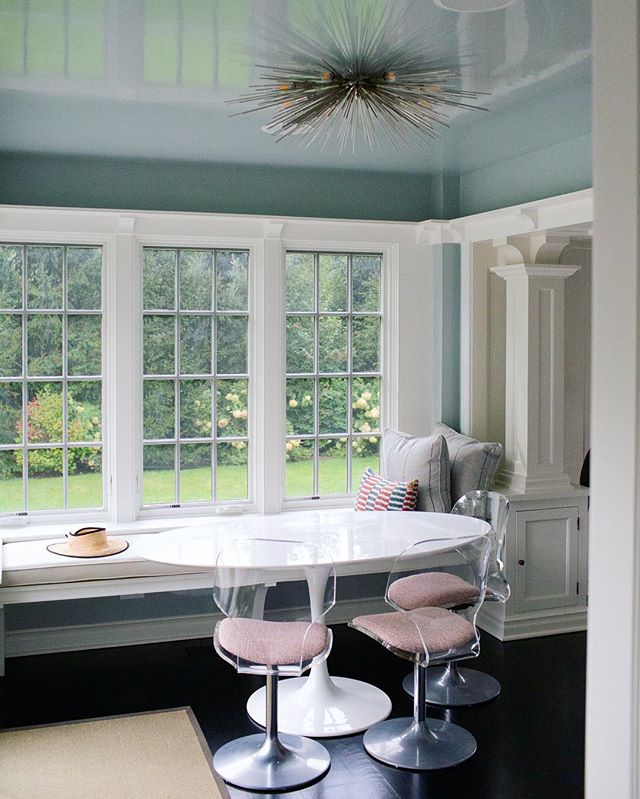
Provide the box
[514,507,580,613]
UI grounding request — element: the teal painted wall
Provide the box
[431,244,461,432]
[440,244,461,431]
[0,151,434,222]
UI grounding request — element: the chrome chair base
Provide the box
[402,663,502,706]
[213,732,330,791]
[363,717,477,770]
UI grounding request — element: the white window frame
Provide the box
[132,233,261,520]
[280,240,399,510]
[0,226,113,524]
[0,206,433,528]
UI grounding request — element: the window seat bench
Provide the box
[0,530,216,676]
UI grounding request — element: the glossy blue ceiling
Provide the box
[0,0,591,174]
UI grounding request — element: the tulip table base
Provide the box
[246,661,392,738]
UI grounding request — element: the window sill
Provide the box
[0,497,355,543]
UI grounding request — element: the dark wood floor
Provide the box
[0,625,585,799]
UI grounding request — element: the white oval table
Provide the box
[133,508,489,738]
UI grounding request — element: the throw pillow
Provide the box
[432,422,503,504]
[381,429,451,513]
[355,467,419,511]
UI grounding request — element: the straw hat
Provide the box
[47,527,129,559]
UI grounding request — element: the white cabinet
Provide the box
[478,489,588,640]
[513,506,580,613]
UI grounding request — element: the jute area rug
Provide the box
[0,707,229,799]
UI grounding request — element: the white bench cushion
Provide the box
[2,536,208,587]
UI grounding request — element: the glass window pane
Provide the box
[68,446,103,509]
[319,377,348,434]
[144,380,175,439]
[67,315,102,375]
[0,314,22,377]
[352,377,381,434]
[352,316,380,373]
[319,254,348,312]
[27,382,63,443]
[0,245,23,309]
[143,248,175,310]
[0,381,22,444]
[180,443,212,503]
[216,316,247,374]
[143,315,175,374]
[286,252,314,312]
[318,316,347,373]
[0,450,22,511]
[351,436,380,492]
[285,438,314,498]
[67,247,102,310]
[287,378,314,435]
[179,249,212,311]
[143,444,176,505]
[287,315,314,374]
[27,314,62,375]
[180,379,212,439]
[26,246,63,309]
[216,251,248,311]
[352,255,381,312]
[216,379,248,438]
[28,449,63,510]
[180,315,212,374]
[319,438,347,495]
[68,381,102,442]
[216,441,247,500]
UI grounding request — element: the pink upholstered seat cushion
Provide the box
[352,606,475,656]
[218,618,329,666]
[388,571,480,610]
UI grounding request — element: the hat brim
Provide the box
[46,539,129,559]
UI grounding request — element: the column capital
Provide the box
[491,263,581,281]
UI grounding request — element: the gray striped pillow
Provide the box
[381,430,451,513]
[432,423,503,505]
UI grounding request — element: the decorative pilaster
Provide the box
[491,237,580,494]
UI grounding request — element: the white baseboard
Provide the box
[5,596,388,659]
[478,605,588,641]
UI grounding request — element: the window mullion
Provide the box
[110,218,139,522]
[256,234,285,513]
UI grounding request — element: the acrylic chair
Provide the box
[402,490,510,706]
[212,537,336,792]
[350,535,491,770]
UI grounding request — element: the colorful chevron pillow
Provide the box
[355,467,419,512]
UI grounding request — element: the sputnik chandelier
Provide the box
[229,3,489,151]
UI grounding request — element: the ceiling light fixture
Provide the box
[229,3,489,151]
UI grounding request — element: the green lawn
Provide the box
[0,455,379,511]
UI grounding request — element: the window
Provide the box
[285,251,382,499]
[0,243,104,513]
[141,247,250,508]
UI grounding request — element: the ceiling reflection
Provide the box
[0,0,591,170]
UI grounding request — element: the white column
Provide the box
[587,1,640,796]
[491,264,579,494]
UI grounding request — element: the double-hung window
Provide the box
[0,209,407,522]
[285,251,383,499]
[141,246,250,508]
[0,243,104,513]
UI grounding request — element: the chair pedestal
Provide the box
[402,661,501,706]
[214,672,330,791]
[364,662,477,770]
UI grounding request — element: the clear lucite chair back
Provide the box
[451,490,510,603]
[213,537,336,675]
[383,535,491,667]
